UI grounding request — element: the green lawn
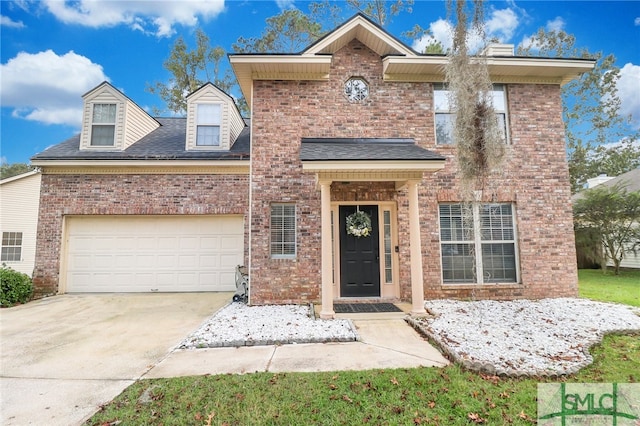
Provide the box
[87,271,640,426]
[578,268,640,307]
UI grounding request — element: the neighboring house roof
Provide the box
[300,138,445,161]
[0,169,40,185]
[600,168,640,193]
[31,118,250,161]
[573,168,640,201]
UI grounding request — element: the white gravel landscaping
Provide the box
[408,298,640,376]
[179,302,357,348]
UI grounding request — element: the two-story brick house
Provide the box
[31,15,594,318]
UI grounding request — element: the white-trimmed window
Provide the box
[434,84,509,145]
[271,204,296,258]
[90,104,117,146]
[196,103,221,146]
[1,232,22,262]
[439,203,518,284]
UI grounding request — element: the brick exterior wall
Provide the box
[32,173,249,297]
[249,39,578,304]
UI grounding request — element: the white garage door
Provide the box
[65,216,244,292]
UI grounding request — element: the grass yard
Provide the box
[87,271,640,425]
[579,268,640,307]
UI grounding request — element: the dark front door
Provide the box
[340,205,380,297]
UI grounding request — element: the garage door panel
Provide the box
[221,253,241,268]
[137,237,156,250]
[200,236,220,250]
[65,216,244,292]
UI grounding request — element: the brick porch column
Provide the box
[408,180,426,315]
[319,179,335,319]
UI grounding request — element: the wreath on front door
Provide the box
[346,210,372,238]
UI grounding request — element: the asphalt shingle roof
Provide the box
[300,138,445,161]
[31,118,250,161]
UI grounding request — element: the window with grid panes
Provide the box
[270,204,296,258]
[439,203,518,284]
[90,104,116,146]
[434,84,509,145]
[1,232,23,262]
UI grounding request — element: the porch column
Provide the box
[408,180,427,315]
[319,179,335,319]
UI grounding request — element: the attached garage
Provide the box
[64,215,244,293]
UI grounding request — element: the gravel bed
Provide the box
[179,302,358,348]
[407,298,640,377]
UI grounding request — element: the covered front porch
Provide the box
[300,138,445,319]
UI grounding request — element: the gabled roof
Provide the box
[82,81,161,127]
[303,14,415,57]
[230,14,595,108]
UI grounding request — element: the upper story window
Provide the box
[434,84,509,145]
[196,103,221,146]
[90,104,117,146]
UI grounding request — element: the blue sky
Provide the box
[1,0,639,164]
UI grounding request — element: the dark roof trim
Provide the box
[302,137,415,144]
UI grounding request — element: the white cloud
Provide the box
[41,0,225,37]
[275,0,296,10]
[412,18,452,53]
[617,63,640,129]
[545,16,566,32]
[634,17,640,26]
[1,15,25,28]
[0,50,108,127]
[485,8,519,41]
[412,7,520,54]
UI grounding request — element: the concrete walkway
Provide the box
[1,296,447,426]
[146,314,449,378]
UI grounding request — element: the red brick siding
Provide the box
[249,39,577,303]
[32,173,249,297]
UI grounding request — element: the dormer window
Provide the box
[90,103,117,146]
[196,103,221,146]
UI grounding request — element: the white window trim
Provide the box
[439,203,520,285]
[1,231,23,262]
[433,84,510,146]
[194,102,223,149]
[89,103,117,147]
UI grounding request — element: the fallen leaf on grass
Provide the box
[468,412,486,423]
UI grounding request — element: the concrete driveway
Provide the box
[0,293,230,426]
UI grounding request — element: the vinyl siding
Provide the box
[122,99,160,149]
[79,83,158,151]
[80,89,125,150]
[0,172,41,276]
[185,84,244,151]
